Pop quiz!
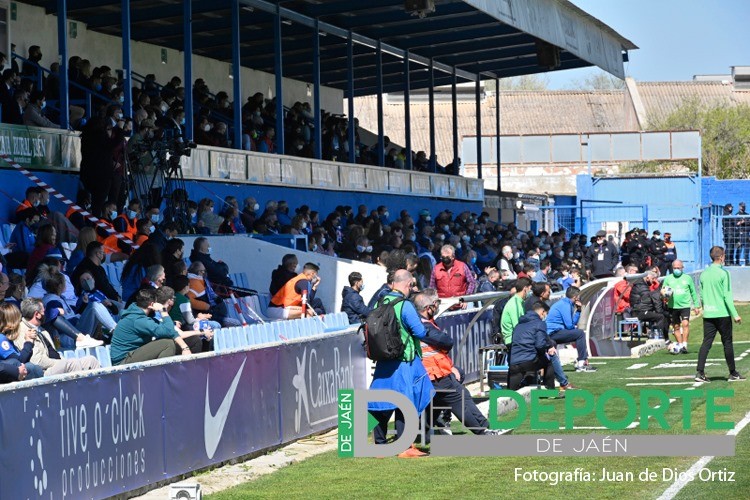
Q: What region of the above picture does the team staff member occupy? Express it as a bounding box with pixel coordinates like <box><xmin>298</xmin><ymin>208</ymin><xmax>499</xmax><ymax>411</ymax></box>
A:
<box><xmin>695</xmin><ymin>246</ymin><xmax>744</xmax><ymax>383</ymax></box>
<box><xmin>662</xmin><ymin>259</ymin><xmax>700</xmax><ymax>354</ymax></box>
<box><xmin>584</xmin><ymin>230</ymin><xmax>619</xmax><ymax>280</ymax></box>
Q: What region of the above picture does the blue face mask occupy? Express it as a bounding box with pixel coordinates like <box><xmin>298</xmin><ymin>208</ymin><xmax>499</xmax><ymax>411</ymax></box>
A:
<box><xmin>94</xmin><ymin>83</ymin><xmax>102</xmax><ymax>92</ymax></box>
<box><xmin>180</xmin><ymin>117</ymin><xmax>186</xmax><ymax>125</ymax></box>
<box><xmin>41</xmin><ymin>100</ymin><xmax>47</xmax><ymax>109</ymax></box>
<box><xmin>150</xmin><ymin>214</ymin><xmax>161</xmax><ymax>224</ymax></box>
<box><xmin>127</xmin><ymin>210</ymin><xmax>138</xmax><ymax>220</ymax></box>
<box><xmin>471</xmin><ymin>257</ymin><xmax>477</xmax><ymax>265</ymax></box>
<box><xmin>191</xmin><ymin>213</ymin><xmax>198</xmax><ymax>223</ymax></box>
<box><xmin>673</xmin><ymin>269</ymin><xmax>683</xmax><ymax>277</ymax></box>
<box><xmin>118</xmin><ymin>96</ymin><xmax>125</xmax><ymax>104</ymax></box>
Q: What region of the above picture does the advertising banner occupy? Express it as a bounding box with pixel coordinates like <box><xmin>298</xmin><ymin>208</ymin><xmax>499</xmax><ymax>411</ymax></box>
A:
<box><xmin>0</xmin><ymin>332</ymin><xmax>366</xmax><ymax>499</ymax></box>
<box><xmin>0</xmin><ymin>124</ymin><xmax>69</xmax><ymax>169</ymax></box>
<box><xmin>435</xmin><ymin>310</ymin><xmax>494</xmax><ymax>383</ymax></box>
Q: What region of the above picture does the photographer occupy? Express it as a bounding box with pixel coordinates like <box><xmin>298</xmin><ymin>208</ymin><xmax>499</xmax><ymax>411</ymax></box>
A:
<box><xmin>546</xmin><ymin>286</ymin><xmax>597</xmax><ymax>372</ymax></box>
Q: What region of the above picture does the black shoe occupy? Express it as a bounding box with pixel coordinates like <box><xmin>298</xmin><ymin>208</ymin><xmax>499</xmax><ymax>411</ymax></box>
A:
<box><xmin>680</xmin><ymin>347</ymin><xmax>688</xmax><ymax>354</ymax></box>
<box><xmin>695</xmin><ymin>372</ymin><xmax>710</xmax><ymax>383</ymax></box>
<box><xmin>728</xmin><ymin>372</ymin><xmax>746</xmax><ymax>382</ymax></box>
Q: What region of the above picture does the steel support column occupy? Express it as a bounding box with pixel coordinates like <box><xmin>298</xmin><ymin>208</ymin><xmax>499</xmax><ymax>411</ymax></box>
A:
<box><xmin>475</xmin><ymin>77</ymin><xmax>482</xmax><ymax>179</ymax></box>
<box><xmin>347</xmin><ymin>31</ymin><xmax>356</xmax><ymax>164</ymax></box>
<box><xmin>428</xmin><ymin>58</ymin><xmax>435</xmax><ymax>172</ymax></box>
<box><xmin>274</xmin><ymin>4</ymin><xmax>285</xmax><ymax>155</ymax></box>
<box><xmin>57</xmin><ymin>0</ymin><xmax>69</xmax><ymax>129</ymax></box>
<box><xmin>121</xmin><ymin>0</ymin><xmax>132</xmax><ymax>120</ymax></box>
<box><xmin>452</xmin><ymin>68</ymin><xmax>458</xmax><ymax>171</ymax></box>
<box><xmin>183</xmin><ymin>0</ymin><xmax>194</xmax><ymax>140</ymax></box>
<box><xmin>376</xmin><ymin>41</ymin><xmax>384</xmax><ymax>167</ymax></box>
<box><xmin>312</xmin><ymin>19</ymin><xmax>322</xmax><ymax>159</ymax></box>
<box><xmin>495</xmin><ymin>77</ymin><xmax>501</xmax><ymax>192</ymax></box>
<box><xmin>404</xmin><ymin>51</ymin><xmax>412</xmax><ymax>171</ymax></box>
<box><xmin>231</xmin><ymin>0</ymin><xmax>242</xmax><ymax>149</ymax></box>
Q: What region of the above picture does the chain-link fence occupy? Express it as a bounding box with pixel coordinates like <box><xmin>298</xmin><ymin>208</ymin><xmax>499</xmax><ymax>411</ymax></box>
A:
<box><xmin>712</xmin><ymin>214</ymin><xmax>750</xmax><ymax>266</ymax></box>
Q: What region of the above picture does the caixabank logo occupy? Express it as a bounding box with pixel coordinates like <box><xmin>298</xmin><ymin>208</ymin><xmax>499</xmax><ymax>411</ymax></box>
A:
<box><xmin>337</xmin><ymin>389</ymin><xmax>737</xmax><ymax>458</ymax></box>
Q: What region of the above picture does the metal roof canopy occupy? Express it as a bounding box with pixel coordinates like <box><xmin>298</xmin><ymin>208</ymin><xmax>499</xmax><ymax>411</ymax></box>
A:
<box><xmin>26</xmin><ymin>0</ymin><xmax>636</xmax><ymax>97</ymax></box>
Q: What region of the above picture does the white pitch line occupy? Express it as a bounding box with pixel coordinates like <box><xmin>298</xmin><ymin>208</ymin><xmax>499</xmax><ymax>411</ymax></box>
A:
<box><xmin>622</xmin><ymin>375</ymin><xmax>696</xmax><ymax>381</ymax></box>
<box><xmin>658</xmin><ymin>409</ymin><xmax>750</xmax><ymax>500</ymax></box>
<box><xmin>626</xmin><ymin>382</ymin><xmax>694</xmax><ymax>386</ymax></box>
<box><xmin>558</xmin><ymin>422</ymin><xmax>639</xmax><ymax>430</ymax></box>
<box><xmin>627</xmin><ymin>363</ymin><xmax>649</xmax><ymax>370</ymax></box>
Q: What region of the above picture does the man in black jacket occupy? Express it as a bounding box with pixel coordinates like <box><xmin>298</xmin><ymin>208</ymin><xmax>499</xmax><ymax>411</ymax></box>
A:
<box><xmin>189</xmin><ymin>237</ymin><xmax>233</xmax><ymax>287</ymax></box>
<box><xmin>584</xmin><ymin>230</ymin><xmax>619</xmax><ymax>280</ymax></box>
<box><xmin>722</xmin><ymin>204</ymin><xmax>736</xmax><ymax>265</ymax></box>
<box><xmin>648</xmin><ymin>230</ymin><xmax>667</xmax><ymax>273</ymax></box>
<box><xmin>508</xmin><ymin>302</ymin><xmax>556</xmax><ymax>391</ymax></box>
<box><xmin>71</xmin><ymin>242</ymin><xmax>121</xmax><ymax>302</ymax></box>
<box><xmin>270</xmin><ymin>254</ymin><xmax>298</xmax><ymax>296</ymax></box>
<box><xmin>341</xmin><ymin>272</ymin><xmax>371</xmax><ymax>324</ymax></box>
<box><xmin>630</xmin><ymin>271</ymin><xmax>670</xmax><ymax>341</ymax></box>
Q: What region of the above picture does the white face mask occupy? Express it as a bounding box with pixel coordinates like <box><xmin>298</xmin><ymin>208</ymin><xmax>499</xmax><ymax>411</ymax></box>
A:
<box><xmin>207</xmin><ymin>247</ymin><xmax>212</xmax><ymax>255</ymax></box>
<box><xmin>301</xmin><ymin>222</ymin><xmax>307</xmax><ymax>229</ymax></box>
<box><xmin>295</xmin><ymin>264</ymin><xmax>302</xmax><ymax>273</ymax></box>
<box><xmin>514</xmin><ymin>252</ymin><xmax>520</xmax><ymax>260</ymax></box>
<box><xmin>253</xmin><ymin>203</ymin><xmax>260</xmax><ymax>211</ymax></box>
<box><xmin>356</xmin><ymin>245</ymin><xmax>366</xmax><ymax>253</ymax></box>
<box><xmin>203</xmin><ymin>124</ymin><xmax>211</xmax><ymax>132</ymax></box>
<box><xmin>366</xmin><ymin>245</ymin><xmax>373</xmax><ymax>253</ymax></box>
<box><xmin>311</xmin><ymin>244</ymin><xmax>318</xmax><ymax>252</ymax></box>
<box><xmin>320</xmin><ymin>238</ymin><xmax>326</xmax><ymax>246</ymax></box>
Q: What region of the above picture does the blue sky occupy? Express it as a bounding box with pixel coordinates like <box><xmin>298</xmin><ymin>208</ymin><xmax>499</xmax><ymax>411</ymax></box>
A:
<box><xmin>546</xmin><ymin>0</ymin><xmax>750</xmax><ymax>88</ymax></box>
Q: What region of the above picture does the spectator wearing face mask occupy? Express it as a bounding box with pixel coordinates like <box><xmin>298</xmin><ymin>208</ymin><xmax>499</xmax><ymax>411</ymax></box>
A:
<box><xmin>197</xmin><ymin>198</ymin><xmax>223</xmax><ymax>234</ymax></box>
<box><xmin>341</xmin><ymin>272</ymin><xmax>372</xmax><ymax>324</ymax></box>
<box><xmin>430</xmin><ymin>244</ymin><xmax>477</xmax><ymax>305</ymax></box>
<box><xmin>23</xmin><ymin>90</ymin><xmax>58</xmax><ymax>129</ymax></box>
<box><xmin>497</xmin><ymin>245</ymin><xmax>517</xmax><ymax>280</ymax></box>
<box><xmin>585</xmin><ymin>230</ymin><xmax>620</xmax><ymax>280</ymax></box>
<box><xmin>270</xmin><ymin>254</ymin><xmax>299</xmax><ymax>296</ymax></box>
<box><xmin>189</xmin><ymin>237</ymin><xmax>233</xmax><ymax>287</ymax></box>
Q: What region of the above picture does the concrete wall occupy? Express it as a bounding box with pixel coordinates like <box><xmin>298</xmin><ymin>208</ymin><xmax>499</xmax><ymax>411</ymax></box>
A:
<box><xmin>11</xmin><ymin>2</ymin><xmax>344</xmax><ymax>113</ymax></box>
<box><xmin>179</xmin><ymin>235</ymin><xmax>386</xmax><ymax>314</ymax></box>
<box><xmin>701</xmin><ymin>177</ymin><xmax>750</xmax><ymax>207</ymax></box>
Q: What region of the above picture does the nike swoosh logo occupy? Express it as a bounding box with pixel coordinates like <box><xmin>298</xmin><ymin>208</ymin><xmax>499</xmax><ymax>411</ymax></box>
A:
<box><xmin>204</xmin><ymin>358</ymin><xmax>246</xmax><ymax>459</ymax></box>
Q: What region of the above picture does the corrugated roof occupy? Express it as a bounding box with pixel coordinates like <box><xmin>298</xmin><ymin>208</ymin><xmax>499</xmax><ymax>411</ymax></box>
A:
<box><xmin>355</xmin><ymin>89</ymin><xmax>629</xmax><ymax>164</ymax></box>
<box><xmin>636</xmin><ymin>81</ymin><xmax>750</xmax><ymax>126</ymax></box>
<box><xmin>353</xmin><ymin>80</ymin><xmax>750</xmax><ymax>164</ymax></box>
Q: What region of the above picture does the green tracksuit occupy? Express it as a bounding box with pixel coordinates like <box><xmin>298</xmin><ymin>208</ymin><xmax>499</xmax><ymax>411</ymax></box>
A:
<box><xmin>699</xmin><ymin>264</ymin><xmax>739</xmax><ymax>319</ymax></box>
<box><xmin>501</xmin><ymin>294</ymin><xmax>525</xmax><ymax>345</ymax></box>
<box><xmin>663</xmin><ymin>273</ymin><xmax>700</xmax><ymax>309</ymax></box>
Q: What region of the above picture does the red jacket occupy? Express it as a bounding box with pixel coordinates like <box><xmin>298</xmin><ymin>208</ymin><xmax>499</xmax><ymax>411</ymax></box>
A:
<box><xmin>430</xmin><ymin>260</ymin><xmax>476</xmax><ymax>298</ymax></box>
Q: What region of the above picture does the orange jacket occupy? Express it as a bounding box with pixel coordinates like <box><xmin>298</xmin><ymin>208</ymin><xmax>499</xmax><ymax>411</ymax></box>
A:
<box><xmin>270</xmin><ymin>274</ymin><xmax>308</xmax><ymax>308</ymax></box>
<box><xmin>187</xmin><ymin>275</ymin><xmax>211</xmax><ymax>312</ymax></box>
<box><xmin>419</xmin><ymin>319</ymin><xmax>454</xmax><ymax>380</ymax></box>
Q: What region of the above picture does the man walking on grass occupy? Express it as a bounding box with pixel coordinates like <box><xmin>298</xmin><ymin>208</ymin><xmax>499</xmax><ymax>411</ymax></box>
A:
<box><xmin>663</xmin><ymin>259</ymin><xmax>700</xmax><ymax>354</ymax></box>
<box><xmin>695</xmin><ymin>246</ymin><xmax>744</xmax><ymax>383</ymax></box>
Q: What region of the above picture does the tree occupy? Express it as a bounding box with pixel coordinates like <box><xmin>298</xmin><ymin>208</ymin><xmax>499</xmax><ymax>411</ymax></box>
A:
<box><xmin>649</xmin><ymin>98</ymin><xmax>750</xmax><ymax>179</ymax></box>
<box><xmin>570</xmin><ymin>70</ymin><xmax>625</xmax><ymax>90</ymax></box>
<box><xmin>490</xmin><ymin>74</ymin><xmax>550</xmax><ymax>91</ymax></box>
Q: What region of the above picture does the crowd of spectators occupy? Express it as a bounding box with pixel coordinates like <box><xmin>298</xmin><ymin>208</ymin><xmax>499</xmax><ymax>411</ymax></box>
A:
<box><xmin>2</xmin><ymin>45</ymin><xmax>462</xmax><ymax>177</ymax></box>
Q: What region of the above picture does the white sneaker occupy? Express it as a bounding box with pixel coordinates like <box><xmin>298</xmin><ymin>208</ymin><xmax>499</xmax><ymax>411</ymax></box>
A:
<box><xmin>77</xmin><ymin>335</ymin><xmax>104</xmax><ymax>348</ymax></box>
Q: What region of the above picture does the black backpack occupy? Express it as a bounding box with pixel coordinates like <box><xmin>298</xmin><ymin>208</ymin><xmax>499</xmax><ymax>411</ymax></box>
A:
<box><xmin>491</xmin><ymin>296</ymin><xmax>511</xmax><ymax>345</ymax></box>
<box><xmin>362</xmin><ymin>297</ymin><xmax>406</xmax><ymax>361</ymax></box>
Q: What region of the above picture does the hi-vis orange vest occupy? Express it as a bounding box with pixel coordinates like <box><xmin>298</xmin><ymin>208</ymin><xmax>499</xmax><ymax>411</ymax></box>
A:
<box><xmin>96</xmin><ymin>220</ymin><xmax>122</xmax><ymax>253</ymax></box>
<box><xmin>115</xmin><ymin>214</ymin><xmax>138</xmax><ymax>240</ymax></box>
<box><xmin>419</xmin><ymin>319</ymin><xmax>454</xmax><ymax>380</ymax></box>
<box><xmin>270</xmin><ymin>274</ymin><xmax>307</xmax><ymax>308</ymax></box>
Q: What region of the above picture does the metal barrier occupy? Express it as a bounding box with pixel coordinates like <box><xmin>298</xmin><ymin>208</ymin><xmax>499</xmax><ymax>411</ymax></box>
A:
<box><xmin>0</xmin><ymin>329</ymin><xmax>366</xmax><ymax>499</ymax></box>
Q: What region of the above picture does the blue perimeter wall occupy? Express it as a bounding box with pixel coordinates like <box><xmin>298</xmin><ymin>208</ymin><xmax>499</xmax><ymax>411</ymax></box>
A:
<box><xmin>0</xmin><ymin>169</ymin><xmax>482</xmax><ymax>225</ymax></box>
<box><xmin>577</xmin><ymin>174</ymin><xmax>750</xmax><ymax>271</ymax></box>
